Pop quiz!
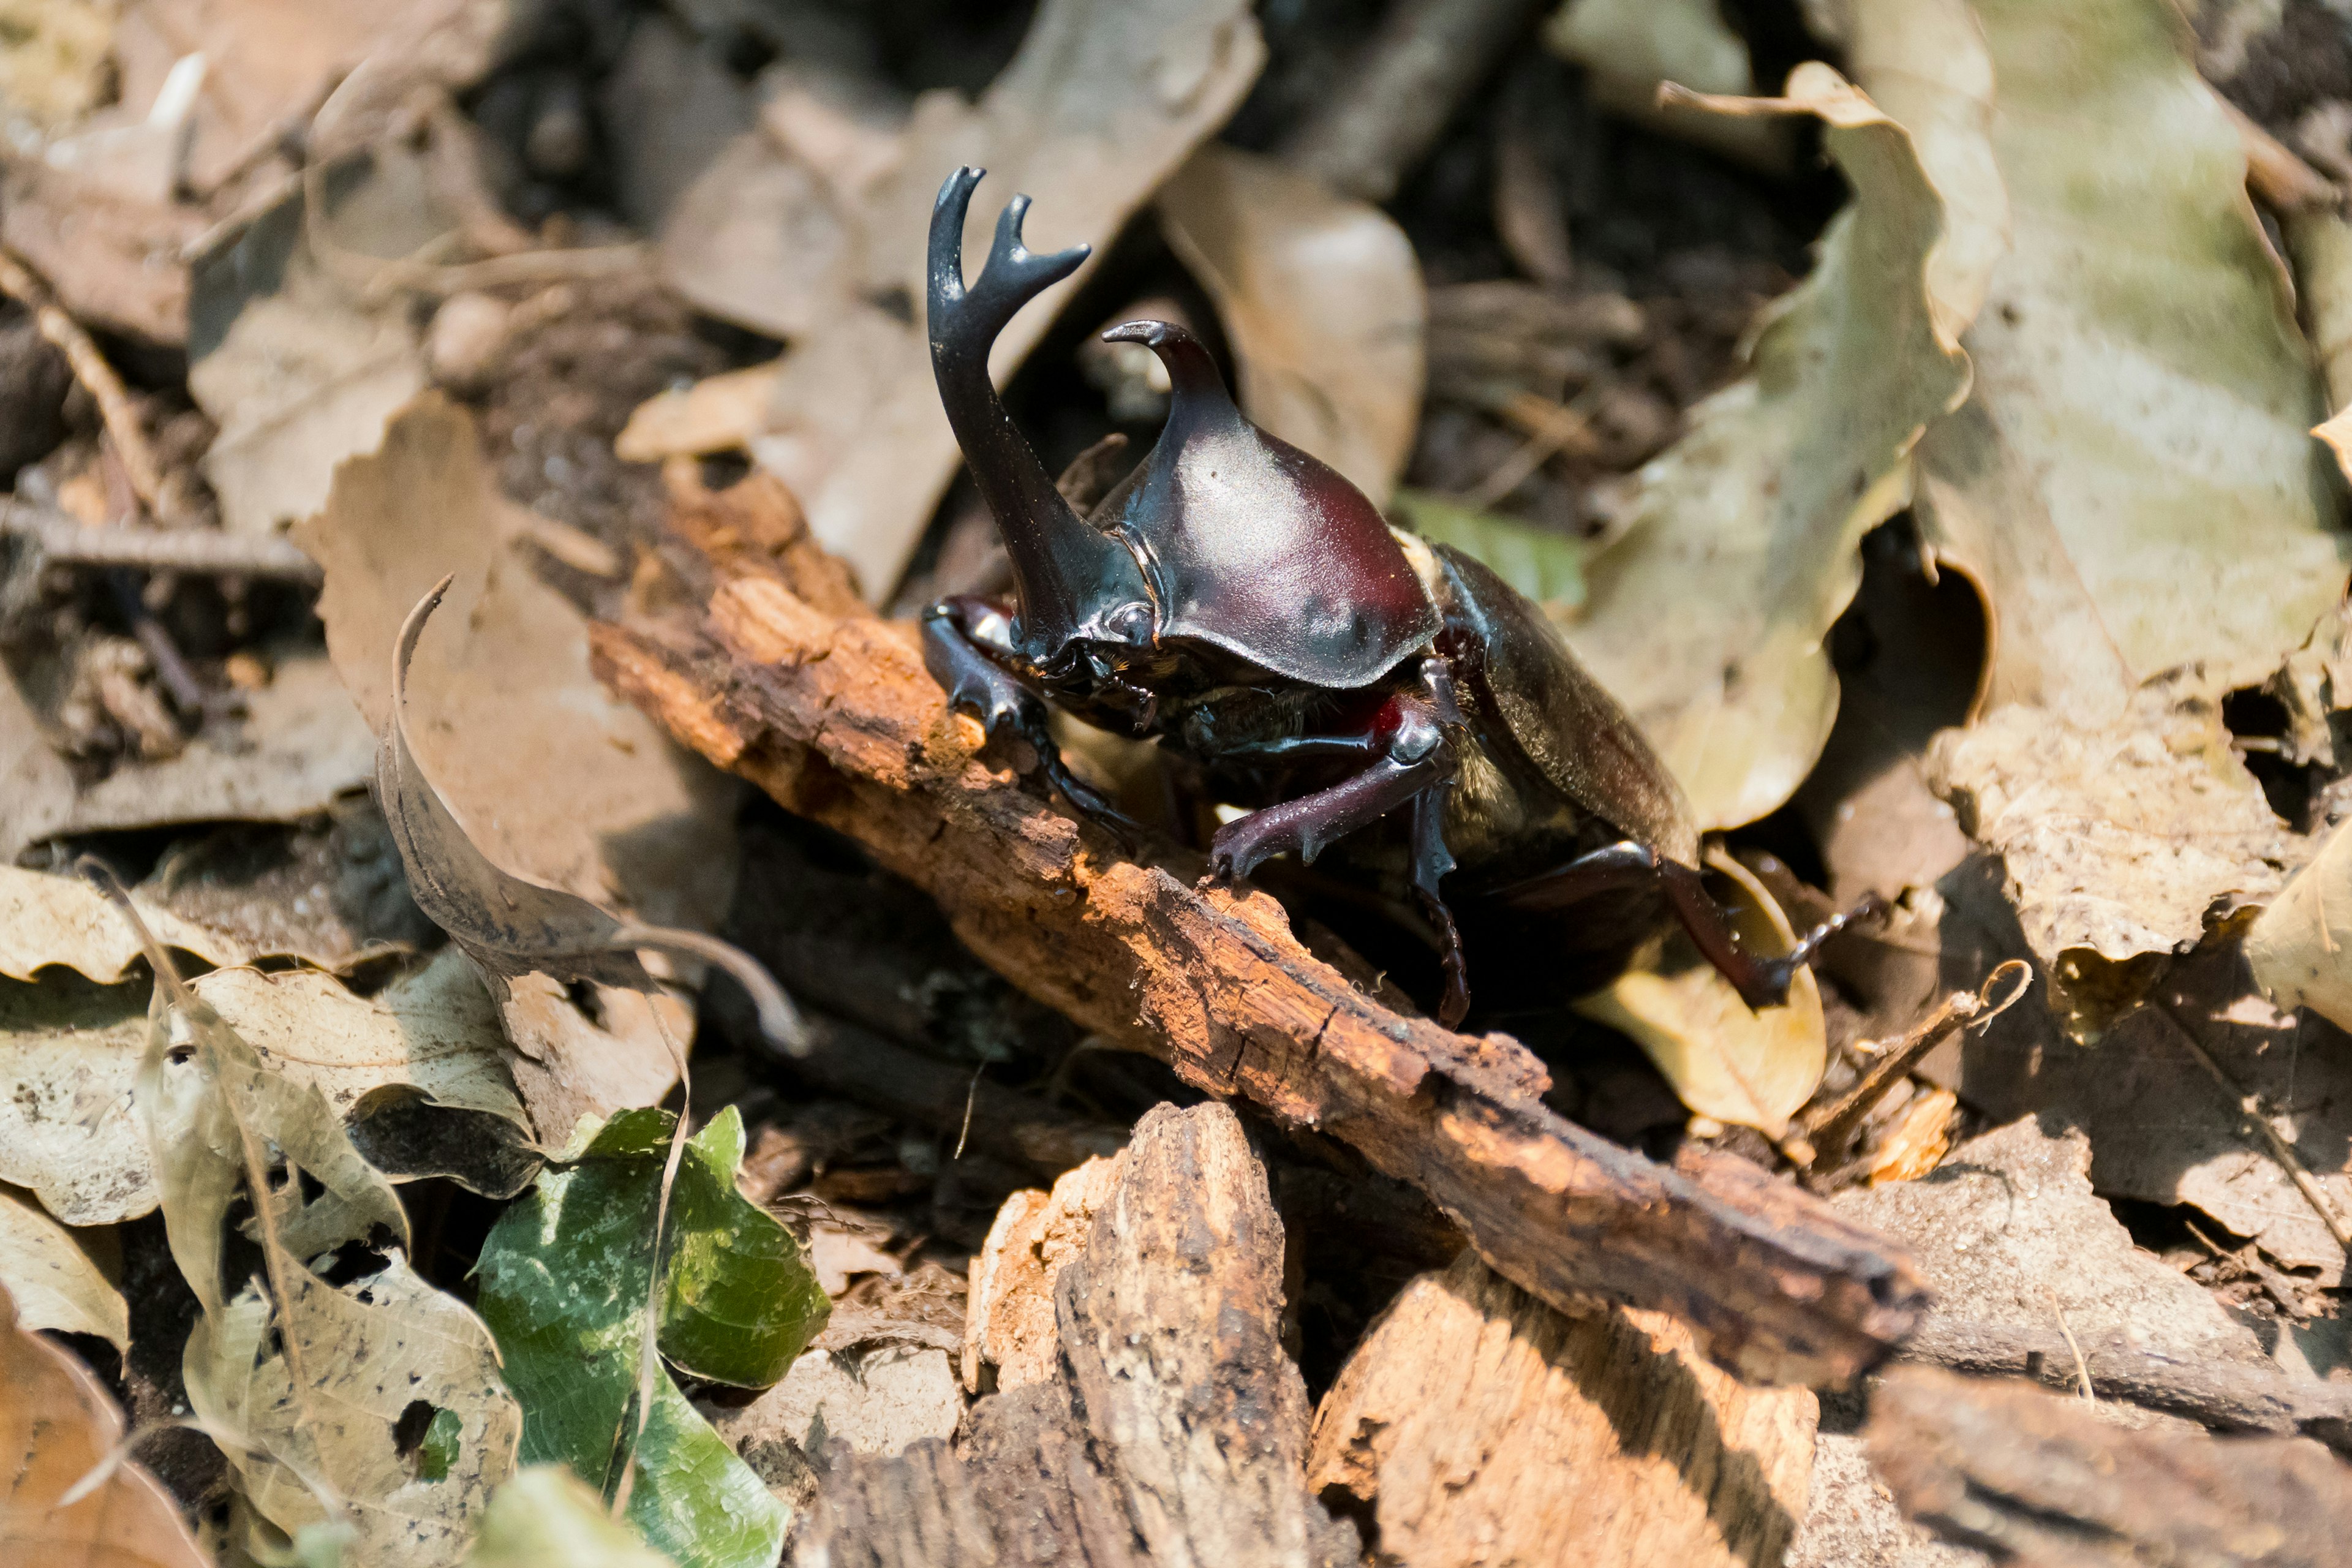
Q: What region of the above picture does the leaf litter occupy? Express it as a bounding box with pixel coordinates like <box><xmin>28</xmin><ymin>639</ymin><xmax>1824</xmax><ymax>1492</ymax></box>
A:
<box><xmin>20</xmin><ymin>0</ymin><xmax>2352</xmax><ymax>1562</ymax></box>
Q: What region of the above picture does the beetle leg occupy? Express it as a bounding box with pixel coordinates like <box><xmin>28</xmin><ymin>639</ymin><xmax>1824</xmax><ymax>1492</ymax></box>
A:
<box><xmin>921</xmin><ymin>596</ymin><xmax>1141</xmax><ymax>841</ymax></box>
<box><xmin>1208</xmin><ymin>691</ymin><xmax>1458</xmax><ymax>879</ymax></box>
<box><xmin>1408</xmin><ymin>782</ymin><xmax>1469</xmax><ymax>1026</ymax></box>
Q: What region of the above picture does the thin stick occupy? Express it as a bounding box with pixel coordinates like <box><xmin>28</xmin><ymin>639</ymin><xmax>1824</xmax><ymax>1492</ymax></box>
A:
<box><xmin>0</xmin><ymin>251</ymin><xmax>166</xmax><ymax>513</ymax></box>
<box><xmin>2154</xmin><ymin>1001</ymin><xmax>2352</xmax><ymax>1255</ymax></box>
<box><xmin>1801</xmin><ymin>960</ymin><xmax>2029</xmax><ymax>1169</ymax></box>
<box><xmin>2043</xmin><ymin>1285</ymin><xmax>2095</xmax><ymax>1403</ymax></box>
<box><xmin>2</xmin><ymin>499</ymin><xmax>324</xmax><ymax>582</ymax></box>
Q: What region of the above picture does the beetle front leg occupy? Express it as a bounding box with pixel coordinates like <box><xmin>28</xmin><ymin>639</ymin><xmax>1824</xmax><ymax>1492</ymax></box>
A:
<box><xmin>921</xmin><ymin>595</ymin><xmax>1138</xmax><ymax>838</ymax></box>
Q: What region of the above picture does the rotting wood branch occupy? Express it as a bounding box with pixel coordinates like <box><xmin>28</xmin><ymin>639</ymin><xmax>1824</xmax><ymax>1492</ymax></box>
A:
<box><xmin>592</xmin><ymin>472</ymin><xmax>1928</xmax><ymax>1387</ymax></box>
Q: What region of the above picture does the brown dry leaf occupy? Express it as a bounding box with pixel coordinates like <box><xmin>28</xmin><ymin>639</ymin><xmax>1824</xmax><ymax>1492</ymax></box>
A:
<box><xmin>496</xmin><ymin>975</ymin><xmax>697</xmax><ymax>1148</ymax></box>
<box><xmin>0</xmin><ymin>864</ymin><xmax>246</xmax><ymax>982</ymax></box>
<box><xmin>1907</xmin><ymin>0</ymin><xmax>2346</xmax><ymax>728</ymax></box>
<box><xmin>294</xmin><ymin>394</ymin><xmax>737</xmax><ymax>930</ymax></box>
<box><xmin>1155</xmin><ymin>143</ymin><xmax>1424</xmax><ymax>504</ymax></box>
<box><xmin>0</xmin><ymin>654</ymin><xmax>377</xmax><ymax>863</ymax></box>
<box><xmin>0</xmin><ymin>1182</ymin><xmax>124</xmax><ymax>1347</ymax></box>
<box><xmin>1573</xmin><ymin>849</ymin><xmax>1827</xmax><ymax>1139</ymax></box>
<box><xmin>663</xmin><ymin>0</ymin><xmax>1265</xmax><ymax>598</ymax></box>
<box><xmin>1544</xmin><ymin>0</ymin><xmax>1792</xmax><ymax>173</ymax></box>
<box><xmin>1561</xmin><ymin>65</ymin><xmax>1971</xmax><ymax>829</ymax></box>
<box><xmin>0</xmin><ymin>1276</ymin><xmax>207</xmax><ymax>1567</ymax></box>
<box><xmin>1863</xmin><ymin>1087</ymin><xmax>1956</xmax><ymax>1185</ymax></box>
<box><xmin>1929</xmin><ymin>678</ymin><xmax>2296</xmax><ymax>1037</ymax></box>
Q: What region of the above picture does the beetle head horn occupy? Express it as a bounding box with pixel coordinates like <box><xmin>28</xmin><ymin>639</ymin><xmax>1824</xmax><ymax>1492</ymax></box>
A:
<box><xmin>1099</xmin><ymin>320</ymin><xmax>1234</xmax><ymax>407</ymax></box>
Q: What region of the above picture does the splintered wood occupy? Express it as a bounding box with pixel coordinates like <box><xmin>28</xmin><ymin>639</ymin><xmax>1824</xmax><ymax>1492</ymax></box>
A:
<box><xmin>1309</xmin><ymin>1255</ymin><xmax>1817</xmax><ymax>1568</ymax></box>
<box><xmin>594</xmin><ymin>471</ymin><xmax>1926</xmax><ymax>1387</ymax></box>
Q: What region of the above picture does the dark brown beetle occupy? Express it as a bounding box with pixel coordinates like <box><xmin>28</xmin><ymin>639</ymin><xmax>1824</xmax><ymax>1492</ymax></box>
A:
<box><xmin>921</xmin><ymin>168</ymin><xmax>1869</xmax><ymax>1026</ymax></box>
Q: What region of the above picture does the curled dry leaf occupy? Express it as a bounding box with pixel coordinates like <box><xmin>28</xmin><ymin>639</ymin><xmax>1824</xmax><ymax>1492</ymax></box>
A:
<box><xmin>462</xmin><ymin>1465</ymin><xmax>676</xmax><ymax>1568</ymax></box>
<box><xmin>1562</xmin><ymin>64</ymin><xmax>1971</xmax><ymax>829</ymax></box>
<box><xmin>0</xmin><ymin>863</ymin><xmax>245</xmax><ymax>982</ymax></box>
<box><xmin>1574</xmin><ymin>850</ymin><xmax>1827</xmax><ymax>1139</ymax></box>
<box><xmin>0</xmin><ymin>1183</ymin><xmax>125</xmax><ymax>1348</ymax></box>
<box><xmin>1155</xmin><ymin>143</ymin><xmax>1425</xmax><ymax>503</ymax></box>
<box><xmin>663</xmin><ymin>0</ymin><xmax>1266</xmax><ymax>597</ymax></box>
<box><xmin>473</xmin><ymin>1108</ymin><xmax>826</xmax><ymax>1568</ymax></box>
<box><xmin>1905</xmin><ymin>0</ymin><xmax>2345</xmax><ymax>728</ymax></box>
<box><xmin>1929</xmin><ymin>679</ymin><xmax>2296</xmax><ymax>1036</ymax></box>
<box><xmin>375</xmin><ymin>576</ymin><xmax>801</xmax><ymax>1052</ymax></box>
<box><xmin>0</xmin><ymin>1278</ymin><xmax>208</xmax><ymax>1568</ymax></box>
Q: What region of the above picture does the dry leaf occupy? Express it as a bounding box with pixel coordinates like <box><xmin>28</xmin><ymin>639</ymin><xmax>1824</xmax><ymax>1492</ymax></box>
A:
<box><xmin>0</xmin><ymin>864</ymin><xmax>245</xmax><ymax>983</ymax></box>
<box><xmin>0</xmin><ymin>1278</ymin><xmax>207</xmax><ymax>1567</ymax></box>
<box><xmin>187</xmin><ymin>1257</ymin><xmax>524</xmax><ymax>1566</ymax></box>
<box><xmin>2250</xmin><ymin>814</ymin><xmax>2352</xmax><ymax>1030</ymax></box>
<box><xmin>709</xmin><ymin>1342</ymin><xmax>963</xmax><ymax>1462</ymax></box>
<box><xmin>1545</xmin><ymin>0</ymin><xmax>1792</xmax><ymax>172</ymax></box>
<box><xmin>1155</xmin><ymin>143</ymin><xmax>1424</xmax><ymax>503</ymax></box>
<box><xmin>1562</xmin><ymin>64</ymin><xmax>1971</xmax><ymax>829</ymax></box>
<box><xmin>0</xmin><ymin>1183</ymin><xmax>124</xmax><ymax>1347</ymax></box>
<box><xmin>1930</xmin><ymin>679</ymin><xmax>2296</xmax><ymax>1036</ymax></box>
<box><xmin>1908</xmin><ymin>0</ymin><xmax>2346</xmax><ymax>728</ymax></box>
<box><xmin>1574</xmin><ymin>850</ymin><xmax>1828</xmax><ymax>1139</ymax></box>
<box><xmin>1863</xmin><ymin>1087</ymin><xmax>1956</xmax><ymax>1184</ymax></box>
<box><xmin>0</xmin><ymin>951</ymin><xmax>530</xmax><ymax>1227</ymax></box>
<box><xmin>0</xmin><ymin>654</ymin><xmax>377</xmax><ymax>863</ymax></box>
<box><xmin>663</xmin><ymin>0</ymin><xmax>1265</xmax><ymax>598</ymax></box>
<box><xmin>616</xmin><ymin>360</ymin><xmax>782</xmax><ymax>463</ymax></box>
<box><xmin>189</xmin><ymin>151</ymin><xmax>439</xmax><ymax>538</ymax></box>
<box><xmin>293</xmin><ymin>394</ymin><xmax>736</xmax><ymax>932</ymax></box>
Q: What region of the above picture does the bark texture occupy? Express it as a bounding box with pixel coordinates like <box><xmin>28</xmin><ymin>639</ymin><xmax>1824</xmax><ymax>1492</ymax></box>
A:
<box><xmin>1308</xmin><ymin>1252</ymin><xmax>1818</xmax><ymax>1568</ymax></box>
<box><xmin>596</xmin><ymin>472</ymin><xmax>1926</xmax><ymax>1387</ymax></box>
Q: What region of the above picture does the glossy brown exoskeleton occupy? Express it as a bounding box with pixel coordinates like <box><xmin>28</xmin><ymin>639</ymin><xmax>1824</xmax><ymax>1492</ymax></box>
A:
<box><xmin>921</xmin><ymin>168</ymin><xmax>1866</xmax><ymax>1026</ymax></box>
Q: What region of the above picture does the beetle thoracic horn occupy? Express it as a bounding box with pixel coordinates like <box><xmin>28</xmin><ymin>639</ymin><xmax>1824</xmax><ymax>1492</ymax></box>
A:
<box><xmin>925</xmin><ymin>167</ymin><xmax>1147</xmax><ymax>652</ymax></box>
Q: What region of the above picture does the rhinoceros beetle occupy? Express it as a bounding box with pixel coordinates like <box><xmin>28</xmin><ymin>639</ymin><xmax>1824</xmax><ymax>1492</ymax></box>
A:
<box><xmin>920</xmin><ymin>167</ymin><xmax>1870</xmax><ymax>1027</ymax></box>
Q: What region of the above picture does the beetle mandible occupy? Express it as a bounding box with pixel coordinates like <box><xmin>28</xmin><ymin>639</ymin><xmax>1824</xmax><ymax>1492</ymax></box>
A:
<box><xmin>919</xmin><ymin>167</ymin><xmax>1872</xmax><ymax>1027</ymax></box>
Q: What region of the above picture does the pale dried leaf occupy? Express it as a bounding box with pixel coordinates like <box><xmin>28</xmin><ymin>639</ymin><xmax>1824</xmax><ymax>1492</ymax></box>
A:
<box><xmin>676</xmin><ymin>0</ymin><xmax>1266</xmax><ymax>598</ymax></box>
<box><xmin>0</xmin><ymin>1183</ymin><xmax>124</xmax><ymax>1347</ymax></box>
<box><xmin>1562</xmin><ymin>65</ymin><xmax>1970</xmax><ymax>828</ymax></box>
<box><xmin>616</xmin><ymin>360</ymin><xmax>782</xmax><ymax>462</ymax></box>
<box><xmin>1930</xmin><ymin>682</ymin><xmax>2294</xmax><ymax>1036</ymax></box>
<box><xmin>2250</xmin><ymin>815</ymin><xmax>2352</xmax><ymax>1030</ymax></box>
<box><xmin>1545</xmin><ymin>0</ymin><xmax>1791</xmax><ymax>172</ymax></box>
<box><xmin>0</xmin><ymin>864</ymin><xmax>245</xmax><ymax>982</ymax></box>
<box><xmin>462</xmin><ymin>1465</ymin><xmax>676</xmax><ymax>1568</ymax></box>
<box><xmin>186</xmin><ymin>1256</ymin><xmax>522</xmax><ymax>1566</ymax></box>
<box><xmin>1909</xmin><ymin>0</ymin><xmax>2346</xmax><ymax>727</ymax></box>
<box><xmin>1574</xmin><ymin>850</ymin><xmax>1827</xmax><ymax>1139</ymax></box>
<box><xmin>0</xmin><ymin>1278</ymin><xmax>207</xmax><ymax>1567</ymax></box>
<box><xmin>0</xmin><ymin>0</ymin><xmax>116</xmax><ymax>132</ymax></box>
<box><xmin>1156</xmin><ymin>143</ymin><xmax>1424</xmax><ymax>503</ymax></box>
<box><xmin>708</xmin><ymin>1343</ymin><xmax>963</xmax><ymax>1461</ymax></box>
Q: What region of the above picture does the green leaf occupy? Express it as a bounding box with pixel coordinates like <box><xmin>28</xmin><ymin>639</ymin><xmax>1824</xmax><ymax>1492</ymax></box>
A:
<box><xmin>1390</xmin><ymin>490</ymin><xmax>1585</xmax><ymax>609</ymax></box>
<box><xmin>472</xmin><ymin>1107</ymin><xmax>825</xmax><ymax>1568</ymax></box>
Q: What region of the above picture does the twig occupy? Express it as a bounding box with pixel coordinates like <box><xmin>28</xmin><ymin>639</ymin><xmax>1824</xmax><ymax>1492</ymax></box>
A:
<box><xmin>1461</xmin><ymin>383</ymin><xmax>1604</xmax><ymax>509</ymax></box>
<box><xmin>0</xmin><ymin>250</ymin><xmax>167</xmax><ymax>514</ymax></box>
<box><xmin>1</xmin><ymin>500</ymin><xmax>325</xmax><ymax>582</ymax></box>
<box><xmin>2224</xmin><ymin>97</ymin><xmax>2340</xmax><ymax>213</ymax></box>
<box><xmin>1800</xmin><ymin>960</ymin><xmax>2029</xmax><ymax>1172</ymax></box>
<box><xmin>2043</xmin><ymin>1285</ymin><xmax>2095</xmax><ymax>1403</ymax></box>
<box><xmin>1279</xmin><ymin>0</ymin><xmax>1552</xmax><ymax>202</ymax></box>
<box><xmin>2154</xmin><ymin>1000</ymin><xmax>2352</xmax><ymax>1256</ymax></box>
<box><xmin>1902</xmin><ymin>1317</ymin><xmax>2352</xmax><ymax>1454</ymax></box>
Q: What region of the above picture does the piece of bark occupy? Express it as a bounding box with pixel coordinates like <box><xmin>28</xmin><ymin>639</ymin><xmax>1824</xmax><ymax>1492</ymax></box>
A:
<box><xmin>1868</xmin><ymin>1365</ymin><xmax>2352</xmax><ymax>1567</ymax></box>
<box><xmin>964</xmin><ymin>1155</ymin><xmax>1121</xmax><ymax>1392</ymax></box>
<box><xmin>793</xmin><ymin>1102</ymin><xmax>1353</xmax><ymax>1567</ymax></box>
<box><xmin>1309</xmin><ymin>1252</ymin><xmax>1817</xmax><ymax>1568</ymax></box>
<box><xmin>594</xmin><ymin>473</ymin><xmax>1926</xmax><ymax>1387</ymax></box>
<box><xmin>1901</xmin><ymin>1320</ymin><xmax>2352</xmax><ymax>1455</ymax></box>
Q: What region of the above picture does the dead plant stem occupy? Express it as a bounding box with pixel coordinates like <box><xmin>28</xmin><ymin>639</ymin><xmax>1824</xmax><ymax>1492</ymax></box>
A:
<box><xmin>0</xmin><ymin>250</ymin><xmax>167</xmax><ymax>514</ymax></box>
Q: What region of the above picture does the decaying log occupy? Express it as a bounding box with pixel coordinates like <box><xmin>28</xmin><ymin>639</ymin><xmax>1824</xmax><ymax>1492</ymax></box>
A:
<box><xmin>1868</xmin><ymin>1365</ymin><xmax>2352</xmax><ymax>1567</ymax></box>
<box><xmin>1902</xmin><ymin>1319</ymin><xmax>2352</xmax><ymax>1457</ymax></box>
<box><xmin>595</xmin><ymin>472</ymin><xmax>1926</xmax><ymax>1387</ymax></box>
<box><xmin>1308</xmin><ymin>1252</ymin><xmax>1817</xmax><ymax>1568</ymax></box>
<box><xmin>793</xmin><ymin>1101</ymin><xmax>1356</xmax><ymax>1567</ymax></box>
